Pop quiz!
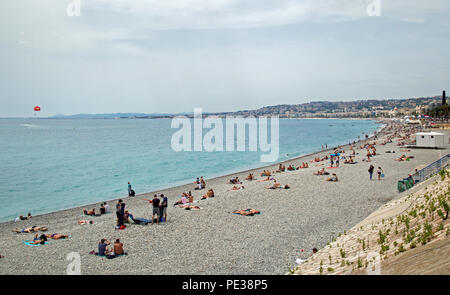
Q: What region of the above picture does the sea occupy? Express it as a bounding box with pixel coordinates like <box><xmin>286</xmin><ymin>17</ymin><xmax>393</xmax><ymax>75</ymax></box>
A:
<box><xmin>0</xmin><ymin>118</ymin><xmax>381</xmax><ymax>222</ymax></box>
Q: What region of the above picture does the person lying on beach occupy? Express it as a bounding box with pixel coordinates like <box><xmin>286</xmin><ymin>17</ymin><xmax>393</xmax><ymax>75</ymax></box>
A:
<box><xmin>13</xmin><ymin>226</ymin><xmax>48</xmax><ymax>233</ymax></box>
<box><xmin>45</xmin><ymin>233</ymin><xmax>68</xmax><ymax>240</ymax></box>
<box><xmin>265</xmin><ymin>181</ymin><xmax>281</xmax><ymax>189</ymax></box>
<box><xmin>265</xmin><ymin>181</ymin><xmax>290</xmax><ymax>189</ymax></box>
<box><xmin>256</xmin><ymin>176</ymin><xmax>274</xmax><ymax>182</ymax></box>
<box><xmin>29</xmin><ymin>233</ymin><xmax>47</xmax><ymax>245</ymax></box>
<box><xmin>14</xmin><ymin>213</ymin><xmax>32</xmax><ymax>222</ymax></box>
<box><xmin>232</xmin><ymin>209</ymin><xmax>261</xmax><ymax>216</ymax></box>
<box><xmin>78</xmin><ymin>220</ymin><xmax>93</xmax><ymax>225</ymax></box>
<box><xmin>201</xmin><ymin>189</ymin><xmax>215</xmax><ymax>199</ymax></box>
<box><xmin>246</xmin><ymin>173</ymin><xmax>255</xmax><ymax>180</ymax></box>
<box><xmin>231</xmin><ymin>186</ymin><xmax>244</xmax><ymax>190</ymax></box>
<box><xmin>287</xmin><ymin>165</ymin><xmax>296</xmax><ymax>171</ymax></box>
<box><xmin>396</xmin><ymin>155</ymin><xmax>412</xmax><ymax>161</ymax></box>
<box><xmin>313</xmin><ymin>168</ymin><xmax>329</xmax><ymax>176</ymax></box>
<box><xmin>83</xmin><ymin>209</ymin><xmax>97</xmax><ymax>216</ymax></box>
<box><xmin>326</xmin><ymin>173</ymin><xmax>338</xmax><ymax>182</ymax></box>
<box><xmin>344</xmin><ymin>157</ymin><xmax>355</xmax><ymax>164</ymax></box>
<box><xmin>181</xmin><ymin>205</ymin><xmax>202</xmax><ymax>210</ymax></box>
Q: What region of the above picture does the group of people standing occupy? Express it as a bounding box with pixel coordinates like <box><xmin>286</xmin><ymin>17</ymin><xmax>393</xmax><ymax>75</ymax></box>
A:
<box><xmin>144</xmin><ymin>194</ymin><xmax>168</xmax><ymax>224</ymax></box>
<box><xmin>368</xmin><ymin>165</ymin><xmax>384</xmax><ymax>180</ymax></box>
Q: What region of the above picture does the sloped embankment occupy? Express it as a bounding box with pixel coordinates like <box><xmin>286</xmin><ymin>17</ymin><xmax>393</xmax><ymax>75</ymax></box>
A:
<box><xmin>290</xmin><ymin>169</ymin><xmax>450</xmax><ymax>275</ymax></box>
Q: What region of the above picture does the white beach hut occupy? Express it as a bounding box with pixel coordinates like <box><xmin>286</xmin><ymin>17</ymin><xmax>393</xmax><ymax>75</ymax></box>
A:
<box><xmin>415</xmin><ymin>132</ymin><xmax>446</xmax><ymax>148</ymax></box>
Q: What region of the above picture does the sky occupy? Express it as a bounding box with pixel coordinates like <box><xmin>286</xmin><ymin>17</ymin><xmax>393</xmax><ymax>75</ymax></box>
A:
<box><xmin>0</xmin><ymin>0</ymin><xmax>449</xmax><ymax>117</ymax></box>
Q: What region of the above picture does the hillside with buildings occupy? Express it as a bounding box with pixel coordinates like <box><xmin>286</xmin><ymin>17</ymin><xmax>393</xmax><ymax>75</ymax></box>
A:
<box><xmin>222</xmin><ymin>95</ymin><xmax>445</xmax><ymax>118</ymax></box>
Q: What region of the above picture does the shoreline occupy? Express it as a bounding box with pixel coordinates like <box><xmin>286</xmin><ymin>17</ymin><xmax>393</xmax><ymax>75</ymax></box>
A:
<box><xmin>0</xmin><ymin>120</ymin><xmax>384</xmax><ymax>225</ymax></box>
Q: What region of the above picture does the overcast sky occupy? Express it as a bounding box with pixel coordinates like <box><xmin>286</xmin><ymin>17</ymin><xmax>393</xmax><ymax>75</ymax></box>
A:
<box><xmin>1</xmin><ymin>0</ymin><xmax>449</xmax><ymax>117</ymax></box>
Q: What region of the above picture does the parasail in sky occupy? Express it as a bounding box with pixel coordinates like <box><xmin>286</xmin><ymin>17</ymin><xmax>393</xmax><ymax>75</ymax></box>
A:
<box><xmin>33</xmin><ymin>106</ymin><xmax>41</xmax><ymax>117</ymax></box>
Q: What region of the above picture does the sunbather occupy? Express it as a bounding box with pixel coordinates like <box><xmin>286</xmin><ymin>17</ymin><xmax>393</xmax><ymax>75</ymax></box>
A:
<box><xmin>326</xmin><ymin>173</ymin><xmax>338</xmax><ymax>182</ymax></box>
<box><xmin>232</xmin><ymin>209</ymin><xmax>261</xmax><ymax>216</ymax></box>
<box><xmin>265</xmin><ymin>181</ymin><xmax>281</xmax><ymax>189</ymax></box>
<box><xmin>246</xmin><ymin>173</ymin><xmax>255</xmax><ymax>180</ymax></box>
<box><xmin>83</xmin><ymin>209</ymin><xmax>97</xmax><ymax>216</ymax></box>
<box><xmin>45</xmin><ymin>233</ymin><xmax>68</xmax><ymax>240</ymax></box>
<box><xmin>29</xmin><ymin>233</ymin><xmax>47</xmax><ymax>245</ymax></box>
<box><xmin>181</xmin><ymin>205</ymin><xmax>202</xmax><ymax>210</ymax></box>
<box><xmin>13</xmin><ymin>226</ymin><xmax>47</xmax><ymax>233</ymax></box>
<box><xmin>201</xmin><ymin>189</ymin><xmax>215</xmax><ymax>199</ymax></box>
<box><xmin>78</xmin><ymin>220</ymin><xmax>93</xmax><ymax>225</ymax></box>
<box><xmin>228</xmin><ymin>177</ymin><xmax>241</xmax><ymax>184</ymax></box>
<box><xmin>231</xmin><ymin>185</ymin><xmax>244</xmax><ymax>190</ymax></box>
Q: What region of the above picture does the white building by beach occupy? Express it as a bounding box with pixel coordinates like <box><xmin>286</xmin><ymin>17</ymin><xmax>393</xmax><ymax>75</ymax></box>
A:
<box><xmin>415</xmin><ymin>132</ymin><xmax>446</xmax><ymax>148</ymax></box>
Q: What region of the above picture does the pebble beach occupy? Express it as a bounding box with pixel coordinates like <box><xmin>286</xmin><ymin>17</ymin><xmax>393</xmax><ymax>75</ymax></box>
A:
<box><xmin>0</xmin><ymin>122</ymin><xmax>448</xmax><ymax>275</ymax></box>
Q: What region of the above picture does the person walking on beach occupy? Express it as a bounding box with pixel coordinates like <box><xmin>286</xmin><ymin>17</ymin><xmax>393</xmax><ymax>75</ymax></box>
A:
<box><xmin>368</xmin><ymin>165</ymin><xmax>374</xmax><ymax>180</ymax></box>
<box><xmin>160</xmin><ymin>194</ymin><xmax>168</xmax><ymax>222</ymax></box>
<box><xmin>377</xmin><ymin>167</ymin><xmax>384</xmax><ymax>180</ymax></box>
<box><xmin>151</xmin><ymin>194</ymin><xmax>161</xmax><ymax>225</ymax></box>
<box><xmin>128</xmin><ymin>182</ymin><xmax>132</xmax><ymax>196</ymax></box>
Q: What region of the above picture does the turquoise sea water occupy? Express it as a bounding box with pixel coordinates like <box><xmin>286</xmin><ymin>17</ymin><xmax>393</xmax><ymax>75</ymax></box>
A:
<box><xmin>0</xmin><ymin>118</ymin><xmax>380</xmax><ymax>222</ymax></box>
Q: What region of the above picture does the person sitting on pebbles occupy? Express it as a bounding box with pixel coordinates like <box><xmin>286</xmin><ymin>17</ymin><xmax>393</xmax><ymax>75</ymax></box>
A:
<box><xmin>201</xmin><ymin>189</ymin><xmax>215</xmax><ymax>199</ymax></box>
<box><xmin>246</xmin><ymin>173</ymin><xmax>255</xmax><ymax>180</ymax></box>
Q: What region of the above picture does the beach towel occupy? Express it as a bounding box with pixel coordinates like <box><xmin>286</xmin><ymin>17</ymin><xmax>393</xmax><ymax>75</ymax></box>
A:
<box><xmin>23</xmin><ymin>240</ymin><xmax>48</xmax><ymax>246</ymax></box>
<box><xmin>128</xmin><ymin>214</ymin><xmax>151</xmax><ymax>225</ymax></box>
<box><xmin>89</xmin><ymin>251</ymin><xmax>127</xmax><ymax>259</ymax></box>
